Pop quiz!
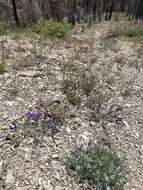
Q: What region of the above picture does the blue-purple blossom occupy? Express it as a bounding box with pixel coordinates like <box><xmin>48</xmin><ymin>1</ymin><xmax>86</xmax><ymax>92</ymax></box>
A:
<box><xmin>9</xmin><ymin>123</ymin><xmax>17</xmax><ymax>131</ymax></box>
<box><xmin>25</xmin><ymin>111</ymin><xmax>40</xmax><ymax>121</ymax></box>
<box><xmin>43</xmin><ymin>111</ymin><xmax>49</xmax><ymax>119</ymax></box>
<box><xmin>115</xmin><ymin>116</ymin><xmax>124</xmax><ymax>125</ymax></box>
<box><xmin>51</xmin><ymin>117</ymin><xmax>63</xmax><ymax>130</ymax></box>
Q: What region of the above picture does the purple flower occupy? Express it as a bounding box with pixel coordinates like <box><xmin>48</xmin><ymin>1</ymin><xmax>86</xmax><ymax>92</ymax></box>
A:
<box><xmin>51</xmin><ymin>117</ymin><xmax>63</xmax><ymax>130</ymax></box>
<box><xmin>9</xmin><ymin>123</ymin><xmax>17</xmax><ymax>131</ymax></box>
<box><xmin>43</xmin><ymin>111</ymin><xmax>49</xmax><ymax>119</ymax></box>
<box><xmin>25</xmin><ymin>111</ymin><xmax>40</xmax><ymax>121</ymax></box>
<box><xmin>115</xmin><ymin>116</ymin><xmax>124</xmax><ymax>125</ymax></box>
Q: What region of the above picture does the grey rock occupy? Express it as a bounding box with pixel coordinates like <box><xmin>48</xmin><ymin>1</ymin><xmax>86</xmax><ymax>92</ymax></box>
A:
<box><xmin>19</xmin><ymin>70</ymin><xmax>40</xmax><ymax>77</ymax></box>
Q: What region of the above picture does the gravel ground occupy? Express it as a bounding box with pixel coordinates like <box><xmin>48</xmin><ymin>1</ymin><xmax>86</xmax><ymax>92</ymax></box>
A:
<box><xmin>0</xmin><ymin>22</ymin><xmax>143</xmax><ymax>190</ymax></box>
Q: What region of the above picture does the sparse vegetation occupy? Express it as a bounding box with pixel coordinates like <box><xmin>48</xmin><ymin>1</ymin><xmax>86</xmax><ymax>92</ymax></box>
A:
<box><xmin>0</xmin><ymin>39</ymin><xmax>6</xmax><ymax>74</ymax></box>
<box><xmin>60</xmin><ymin>60</ymin><xmax>122</xmax><ymax>122</ymax></box>
<box><xmin>0</xmin><ymin>22</ymin><xmax>6</xmax><ymax>35</ymax></box>
<box><xmin>33</xmin><ymin>18</ymin><xmax>70</xmax><ymax>38</ymax></box>
<box><xmin>112</xmin><ymin>26</ymin><xmax>143</xmax><ymax>38</ymax></box>
<box><xmin>0</xmin><ymin>6</ymin><xmax>142</xmax><ymax>189</ymax></box>
<box><xmin>102</xmin><ymin>38</ymin><xmax>114</xmax><ymax>51</ymax></box>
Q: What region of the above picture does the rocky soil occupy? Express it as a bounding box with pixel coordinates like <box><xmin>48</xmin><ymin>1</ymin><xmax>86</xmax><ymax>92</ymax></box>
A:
<box><xmin>0</xmin><ymin>21</ymin><xmax>143</xmax><ymax>190</ymax></box>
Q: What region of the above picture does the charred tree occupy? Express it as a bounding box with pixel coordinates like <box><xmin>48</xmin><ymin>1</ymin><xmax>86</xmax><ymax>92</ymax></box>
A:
<box><xmin>11</xmin><ymin>0</ymin><xmax>20</xmax><ymax>26</ymax></box>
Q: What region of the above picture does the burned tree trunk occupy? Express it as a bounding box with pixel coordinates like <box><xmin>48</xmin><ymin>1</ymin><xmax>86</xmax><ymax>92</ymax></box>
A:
<box><xmin>121</xmin><ymin>0</ymin><xmax>125</xmax><ymax>12</ymax></box>
<box><xmin>11</xmin><ymin>0</ymin><xmax>20</xmax><ymax>26</ymax></box>
<box><xmin>108</xmin><ymin>0</ymin><xmax>114</xmax><ymax>20</ymax></box>
<box><xmin>29</xmin><ymin>0</ymin><xmax>42</xmax><ymax>22</ymax></box>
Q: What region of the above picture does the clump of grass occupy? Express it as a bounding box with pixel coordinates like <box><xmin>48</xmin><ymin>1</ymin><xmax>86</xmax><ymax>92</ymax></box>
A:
<box><xmin>80</xmin><ymin>71</ymin><xmax>95</xmax><ymax>97</ymax></box>
<box><xmin>68</xmin><ymin>146</ymin><xmax>128</xmax><ymax>190</ymax></box>
<box><xmin>112</xmin><ymin>26</ymin><xmax>143</xmax><ymax>38</ymax></box>
<box><xmin>33</xmin><ymin>17</ymin><xmax>70</xmax><ymax>38</ymax></box>
<box><xmin>7</xmin><ymin>27</ymin><xmax>31</xmax><ymax>39</ymax></box>
<box><xmin>102</xmin><ymin>39</ymin><xmax>113</xmax><ymax>51</ymax></box>
<box><xmin>0</xmin><ymin>40</ymin><xmax>6</xmax><ymax>74</ymax></box>
<box><xmin>0</xmin><ymin>62</ymin><xmax>5</xmax><ymax>74</ymax></box>
<box><xmin>60</xmin><ymin>60</ymin><xmax>117</xmax><ymax>122</ymax></box>
<box><xmin>9</xmin><ymin>76</ymin><xmax>19</xmax><ymax>97</ymax></box>
<box><xmin>61</xmin><ymin>76</ymin><xmax>82</xmax><ymax>107</ymax></box>
<box><xmin>0</xmin><ymin>22</ymin><xmax>6</xmax><ymax>35</ymax></box>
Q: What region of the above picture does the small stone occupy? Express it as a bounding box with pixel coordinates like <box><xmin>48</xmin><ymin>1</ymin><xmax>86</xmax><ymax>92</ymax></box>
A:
<box><xmin>6</xmin><ymin>170</ymin><xmax>15</xmax><ymax>185</ymax></box>
<box><xmin>123</xmin><ymin>120</ymin><xmax>130</xmax><ymax>129</ymax></box>
<box><xmin>47</xmin><ymin>180</ymin><xmax>53</xmax><ymax>190</ymax></box>
<box><xmin>19</xmin><ymin>70</ymin><xmax>40</xmax><ymax>77</ymax></box>
<box><xmin>66</xmin><ymin>126</ymin><xmax>71</xmax><ymax>134</ymax></box>
<box><xmin>52</xmin><ymin>154</ymin><xmax>59</xmax><ymax>159</ymax></box>
<box><xmin>55</xmin><ymin>185</ymin><xmax>62</xmax><ymax>190</ymax></box>
<box><xmin>53</xmin><ymin>173</ymin><xmax>61</xmax><ymax>181</ymax></box>
<box><xmin>25</xmin><ymin>148</ymin><xmax>32</xmax><ymax>161</ymax></box>
<box><xmin>0</xmin><ymin>160</ymin><xmax>3</xmax><ymax>174</ymax></box>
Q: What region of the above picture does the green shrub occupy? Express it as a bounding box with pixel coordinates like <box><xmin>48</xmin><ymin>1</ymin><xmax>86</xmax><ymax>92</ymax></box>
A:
<box><xmin>112</xmin><ymin>26</ymin><xmax>143</xmax><ymax>38</ymax></box>
<box><xmin>32</xmin><ymin>17</ymin><xmax>45</xmax><ymax>33</ymax></box>
<box><xmin>69</xmin><ymin>146</ymin><xmax>127</xmax><ymax>190</ymax></box>
<box><xmin>111</xmin><ymin>27</ymin><xmax>124</xmax><ymax>37</ymax></box>
<box><xmin>0</xmin><ymin>22</ymin><xmax>6</xmax><ymax>35</ymax></box>
<box><xmin>33</xmin><ymin>18</ymin><xmax>70</xmax><ymax>38</ymax></box>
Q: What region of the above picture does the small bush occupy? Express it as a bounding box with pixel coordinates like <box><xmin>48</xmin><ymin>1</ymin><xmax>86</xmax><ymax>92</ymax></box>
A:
<box><xmin>61</xmin><ymin>77</ymin><xmax>82</xmax><ymax>107</ymax></box>
<box><xmin>33</xmin><ymin>18</ymin><xmax>70</xmax><ymax>38</ymax></box>
<box><xmin>60</xmin><ymin>62</ymin><xmax>115</xmax><ymax>118</ymax></box>
<box><xmin>112</xmin><ymin>26</ymin><xmax>143</xmax><ymax>38</ymax></box>
<box><xmin>0</xmin><ymin>22</ymin><xmax>6</xmax><ymax>35</ymax></box>
<box><xmin>80</xmin><ymin>71</ymin><xmax>96</xmax><ymax>97</ymax></box>
<box><xmin>68</xmin><ymin>146</ymin><xmax>127</xmax><ymax>190</ymax></box>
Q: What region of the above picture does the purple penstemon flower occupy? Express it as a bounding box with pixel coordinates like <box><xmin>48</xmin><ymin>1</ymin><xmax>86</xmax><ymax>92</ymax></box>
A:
<box><xmin>51</xmin><ymin>117</ymin><xmax>63</xmax><ymax>130</ymax></box>
<box><xmin>25</xmin><ymin>111</ymin><xmax>40</xmax><ymax>121</ymax></box>
<box><xmin>43</xmin><ymin>111</ymin><xmax>49</xmax><ymax>119</ymax></box>
<box><xmin>115</xmin><ymin>116</ymin><xmax>124</xmax><ymax>125</ymax></box>
<box><xmin>9</xmin><ymin>123</ymin><xmax>17</xmax><ymax>131</ymax></box>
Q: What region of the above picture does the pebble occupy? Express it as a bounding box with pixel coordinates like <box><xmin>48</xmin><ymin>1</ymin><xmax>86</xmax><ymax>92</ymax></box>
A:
<box><xmin>6</xmin><ymin>170</ymin><xmax>15</xmax><ymax>185</ymax></box>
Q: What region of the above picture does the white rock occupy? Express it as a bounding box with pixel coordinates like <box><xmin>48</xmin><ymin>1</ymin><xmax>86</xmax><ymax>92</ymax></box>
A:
<box><xmin>52</xmin><ymin>154</ymin><xmax>59</xmax><ymax>159</ymax></box>
<box><xmin>123</xmin><ymin>120</ymin><xmax>130</xmax><ymax>130</ymax></box>
<box><xmin>0</xmin><ymin>160</ymin><xmax>3</xmax><ymax>174</ymax></box>
<box><xmin>66</xmin><ymin>126</ymin><xmax>71</xmax><ymax>134</ymax></box>
<box><xmin>46</xmin><ymin>180</ymin><xmax>53</xmax><ymax>190</ymax></box>
<box><xmin>6</xmin><ymin>170</ymin><xmax>15</xmax><ymax>185</ymax></box>
<box><xmin>25</xmin><ymin>148</ymin><xmax>32</xmax><ymax>161</ymax></box>
<box><xmin>19</xmin><ymin>70</ymin><xmax>40</xmax><ymax>77</ymax></box>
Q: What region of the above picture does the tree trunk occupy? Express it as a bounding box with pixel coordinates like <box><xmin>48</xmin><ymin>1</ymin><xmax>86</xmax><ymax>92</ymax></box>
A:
<box><xmin>11</xmin><ymin>0</ymin><xmax>20</xmax><ymax>26</ymax></box>
<box><xmin>121</xmin><ymin>0</ymin><xmax>125</xmax><ymax>12</ymax></box>
<box><xmin>108</xmin><ymin>0</ymin><xmax>114</xmax><ymax>20</ymax></box>
<box><xmin>29</xmin><ymin>0</ymin><xmax>42</xmax><ymax>22</ymax></box>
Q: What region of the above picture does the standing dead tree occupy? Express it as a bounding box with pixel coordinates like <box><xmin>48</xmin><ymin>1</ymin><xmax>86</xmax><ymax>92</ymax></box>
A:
<box><xmin>0</xmin><ymin>0</ymin><xmax>143</xmax><ymax>26</ymax></box>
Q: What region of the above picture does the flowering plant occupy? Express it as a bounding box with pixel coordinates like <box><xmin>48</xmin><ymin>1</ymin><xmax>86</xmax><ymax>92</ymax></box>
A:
<box><xmin>7</xmin><ymin>110</ymin><xmax>63</xmax><ymax>146</ymax></box>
